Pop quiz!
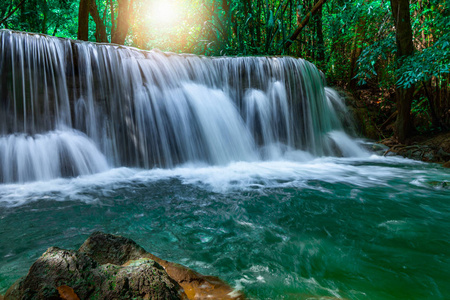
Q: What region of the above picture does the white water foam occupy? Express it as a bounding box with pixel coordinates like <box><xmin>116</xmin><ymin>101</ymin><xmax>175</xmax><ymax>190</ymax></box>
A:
<box><xmin>0</xmin><ymin>154</ymin><xmax>442</xmax><ymax>208</ymax></box>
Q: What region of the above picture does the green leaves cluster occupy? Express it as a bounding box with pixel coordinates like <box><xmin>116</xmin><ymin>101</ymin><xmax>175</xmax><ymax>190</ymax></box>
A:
<box><xmin>1</xmin><ymin>0</ymin><xmax>78</xmax><ymax>38</ymax></box>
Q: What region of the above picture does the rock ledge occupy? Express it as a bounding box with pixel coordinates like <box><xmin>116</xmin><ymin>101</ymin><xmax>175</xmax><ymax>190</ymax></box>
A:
<box><xmin>380</xmin><ymin>132</ymin><xmax>450</xmax><ymax>166</ymax></box>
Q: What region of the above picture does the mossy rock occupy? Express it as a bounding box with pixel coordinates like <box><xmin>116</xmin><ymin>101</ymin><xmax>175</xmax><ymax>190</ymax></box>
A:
<box><xmin>4</xmin><ymin>232</ymin><xmax>243</xmax><ymax>300</ymax></box>
<box><xmin>4</xmin><ymin>245</ymin><xmax>184</xmax><ymax>300</ymax></box>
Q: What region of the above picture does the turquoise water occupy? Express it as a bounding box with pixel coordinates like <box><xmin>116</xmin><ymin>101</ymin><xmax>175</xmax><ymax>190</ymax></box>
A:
<box><xmin>0</xmin><ymin>156</ymin><xmax>449</xmax><ymax>299</ymax></box>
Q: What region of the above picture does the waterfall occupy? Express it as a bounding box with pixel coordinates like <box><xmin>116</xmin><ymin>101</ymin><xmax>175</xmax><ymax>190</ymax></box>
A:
<box><xmin>0</xmin><ymin>30</ymin><xmax>364</xmax><ymax>183</ymax></box>
<box><xmin>0</xmin><ymin>130</ymin><xmax>108</xmax><ymax>183</ymax></box>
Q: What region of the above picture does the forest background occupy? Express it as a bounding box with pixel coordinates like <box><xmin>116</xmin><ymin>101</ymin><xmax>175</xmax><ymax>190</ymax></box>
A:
<box><xmin>1</xmin><ymin>0</ymin><xmax>449</xmax><ymax>143</ymax></box>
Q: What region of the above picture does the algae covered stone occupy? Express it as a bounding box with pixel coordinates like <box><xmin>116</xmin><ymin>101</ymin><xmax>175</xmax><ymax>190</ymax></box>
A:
<box><xmin>4</xmin><ymin>242</ymin><xmax>184</xmax><ymax>300</ymax></box>
<box><xmin>4</xmin><ymin>232</ymin><xmax>242</xmax><ymax>300</ymax></box>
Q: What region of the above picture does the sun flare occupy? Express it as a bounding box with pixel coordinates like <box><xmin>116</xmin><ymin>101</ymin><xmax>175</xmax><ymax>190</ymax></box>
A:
<box><xmin>149</xmin><ymin>1</ymin><xmax>180</xmax><ymax>26</ymax></box>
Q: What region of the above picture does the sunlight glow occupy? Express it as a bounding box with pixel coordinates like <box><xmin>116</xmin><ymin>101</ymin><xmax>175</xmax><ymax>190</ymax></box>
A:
<box><xmin>150</xmin><ymin>1</ymin><xmax>180</xmax><ymax>26</ymax></box>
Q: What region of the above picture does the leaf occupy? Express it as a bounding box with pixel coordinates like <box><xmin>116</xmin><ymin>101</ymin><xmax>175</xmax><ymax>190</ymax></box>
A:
<box><xmin>267</xmin><ymin>10</ymin><xmax>274</xmax><ymax>29</ymax></box>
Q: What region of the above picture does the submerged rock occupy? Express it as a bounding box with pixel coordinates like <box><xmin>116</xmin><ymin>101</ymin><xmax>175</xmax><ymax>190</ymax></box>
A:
<box><xmin>5</xmin><ymin>232</ymin><xmax>243</xmax><ymax>300</ymax></box>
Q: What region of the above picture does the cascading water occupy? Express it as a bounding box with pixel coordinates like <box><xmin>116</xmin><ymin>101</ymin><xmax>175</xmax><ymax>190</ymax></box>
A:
<box><xmin>1</xmin><ymin>30</ymin><xmax>450</xmax><ymax>300</ymax></box>
<box><xmin>0</xmin><ymin>29</ymin><xmax>364</xmax><ymax>182</ymax></box>
<box><xmin>0</xmin><ymin>130</ymin><xmax>108</xmax><ymax>183</ymax></box>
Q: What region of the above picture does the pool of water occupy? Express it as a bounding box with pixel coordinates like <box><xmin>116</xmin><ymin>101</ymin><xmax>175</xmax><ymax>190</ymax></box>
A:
<box><xmin>0</xmin><ymin>155</ymin><xmax>449</xmax><ymax>299</ymax></box>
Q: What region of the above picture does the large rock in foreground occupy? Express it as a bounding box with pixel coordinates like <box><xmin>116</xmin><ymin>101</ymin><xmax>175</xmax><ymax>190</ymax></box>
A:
<box><xmin>4</xmin><ymin>232</ymin><xmax>243</xmax><ymax>300</ymax></box>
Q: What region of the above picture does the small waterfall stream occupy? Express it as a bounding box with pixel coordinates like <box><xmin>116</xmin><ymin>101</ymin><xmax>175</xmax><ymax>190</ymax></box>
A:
<box><xmin>0</xmin><ymin>30</ymin><xmax>365</xmax><ymax>183</ymax></box>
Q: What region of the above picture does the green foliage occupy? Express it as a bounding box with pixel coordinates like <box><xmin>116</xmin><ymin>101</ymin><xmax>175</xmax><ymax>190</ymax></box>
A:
<box><xmin>356</xmin><ymin>34</ymin><xmax>397</xmax><ymax>88</ymax></box>
<box><xmin>396</xmin><ymin>1</ymin><xmax>450</xmax><ymax>89</ymax></box>
<box><xmin>1</xmin><ymin>0</ymin><xmax>79</xmax><ymax>38</ymax></box>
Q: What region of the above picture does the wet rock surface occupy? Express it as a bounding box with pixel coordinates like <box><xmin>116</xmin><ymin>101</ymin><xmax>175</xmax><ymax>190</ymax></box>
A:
<box><xmin>380</xmin><ymin>132</ymin><xmax>450</xmax><ymax>166</ymax></box>
<box><xmin>4</xmin><ymin>232</ymin><xmax>243</xmax><ymax>300</ymax></box>
<box><xmin>4</xmin><ymin>247</ymin><xmax>183</xmax><ymax>300</ymax></box>
<box><xmin>78</xmin><ymin>231</ymin><xmax>149</xmax><ymax>265</ymax></box>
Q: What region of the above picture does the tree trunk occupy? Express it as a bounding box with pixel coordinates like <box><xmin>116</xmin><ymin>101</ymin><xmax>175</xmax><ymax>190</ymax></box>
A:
<box><xmin>221</xmin><ymin>0</ymin><xmax>237</xmax><ymax>42</ymax></box>
<box><xmin>422</xmin><ymin>80</ymin><xmax>441</xmax><ymax>128</ymax></box>
<box><xmin>89</xmin><ymin>0</ymin><xmax>108</xmax><ymax>42</ymax></box>
<box><xmin>111</xmin><ymin>0</ymin><xmax>133</xmax><ymax>45</ymax></box>
<box><xmin>78</xmin><ymin>0</ymin><xmax>90</xmax><ymax>41</ymax></box>
<box><xmin>42</xmin><ymin>0</ymin><xmax>48</xmax><ymax>34</ymax></box>
<box><xmin>349</xmin><ymin>17</ymin><xmax>366</xmax><ymax>89</ymax></box>
<box><xmin>315</xmin><ymin>0</ymin><xmax>324</xmax><ymax>64</ymax></box>
<box><xmin>244</xmin><ymin>0</ymin><xmax>254</xmax><ymax>48</ymax></box>
<box><xmin>109</xmin><ymin>0</ymin><xmax>116</xmax><ymax>38</ymax></box>
<box><xmin>256</xmin><ymin>0</ymin><xmax>262</xmax><ymax>48</ymax></box>
<box><xmin>390</xmin><ymin>0</ymin><xmax>415</xmax><ymax>142</ymax></box>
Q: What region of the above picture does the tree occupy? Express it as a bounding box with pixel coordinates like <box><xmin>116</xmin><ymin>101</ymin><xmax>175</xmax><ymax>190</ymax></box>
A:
<box><xmin>390</xmin><ymin>0</ymin><xmax>415</xmax><ymax>142</ymax></box>
<box><xmin>89</xmin><ymin>0</ymin><xmax>108</xmax><ymax>42</ymax></box>
<box><xmin>111</xmin><ymin>0</ymin><xmax>134</xmax><ymax>45</ymax></box>
<box><xmin>78</xmin><ymin>0</ymin><xmax>90</xmax><ymax>41</ymax></box>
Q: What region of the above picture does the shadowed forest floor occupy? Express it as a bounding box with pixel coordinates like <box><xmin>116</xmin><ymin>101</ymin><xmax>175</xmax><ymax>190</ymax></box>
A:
<box><xmin>340</xmin><ymin>85</ymin><xmax>450</xmax><ymax>165</ymax></box>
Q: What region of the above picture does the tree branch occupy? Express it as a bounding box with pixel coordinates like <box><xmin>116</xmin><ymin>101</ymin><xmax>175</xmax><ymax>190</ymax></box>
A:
<box><xmin>284</xmin><ymin>0</ymin><xmax>327</xmax><ymax>50</ymax></box>
<box><xmin>0</xmin><ymin>0</ymin><xmax>27</xmax><ymax>26</ymax></box>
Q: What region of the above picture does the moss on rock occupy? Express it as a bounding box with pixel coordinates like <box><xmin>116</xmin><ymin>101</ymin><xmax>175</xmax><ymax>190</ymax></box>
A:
<box><xmin>4</xmin><ymin>237</ymin><xmax>184</xmax><ymax>300</ymax></box>
<box><xmin>4</xmin><ymin>232</ymin><xmax>244</xmax><ymax>300</ymax></box>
